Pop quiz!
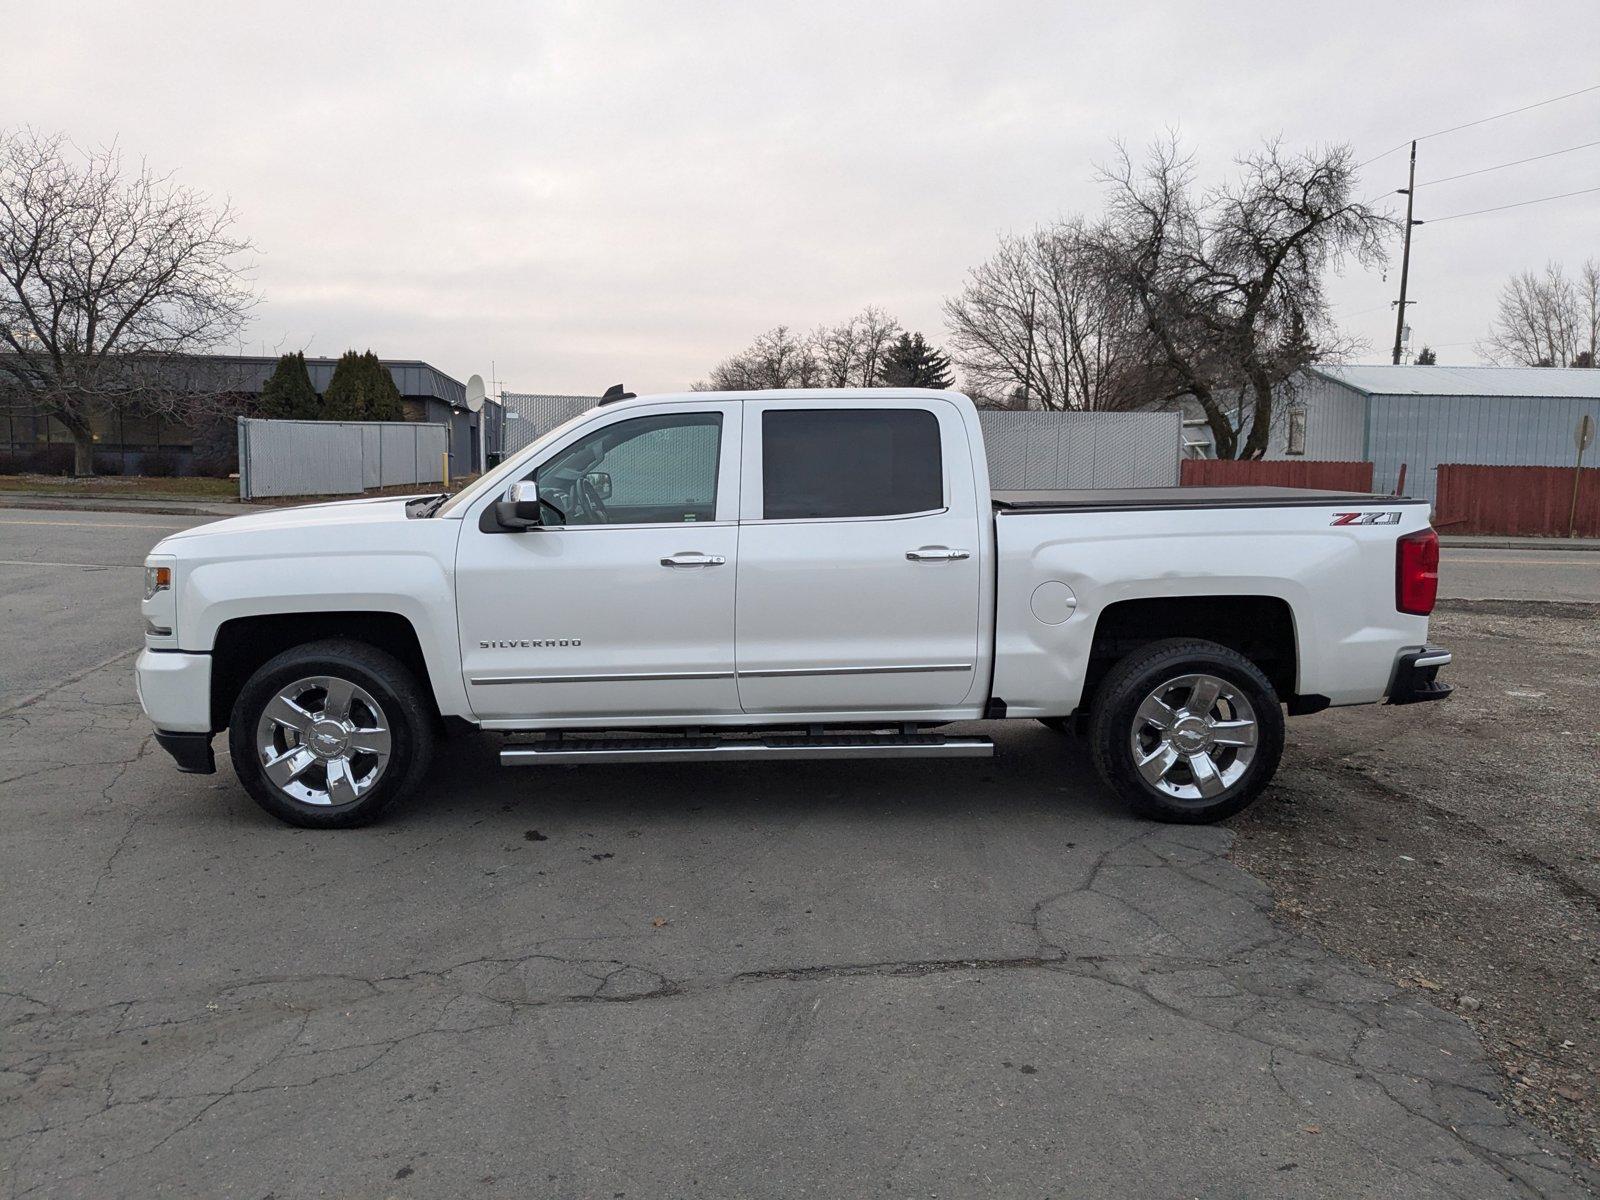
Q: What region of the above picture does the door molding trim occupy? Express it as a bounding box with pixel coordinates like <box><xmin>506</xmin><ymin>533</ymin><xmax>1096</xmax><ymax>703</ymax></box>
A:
<box><xmin>470</xmin><ymin>670</ymin><xmax>736</xmax><ymax>686</ymax></box>
<box><xmin>736</xmin><ymin>663</ymin><xmax>973</xmax><ymax>679</ymax></box>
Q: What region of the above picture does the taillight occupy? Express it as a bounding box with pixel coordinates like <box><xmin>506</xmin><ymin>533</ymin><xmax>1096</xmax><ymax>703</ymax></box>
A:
<box><xmin>1396</xmin><ymin>528</ymin><xmax>1439</xmax><ymax>615</ymax></box>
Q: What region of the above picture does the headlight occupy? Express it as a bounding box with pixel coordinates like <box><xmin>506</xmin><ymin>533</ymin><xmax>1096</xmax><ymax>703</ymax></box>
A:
<box><xmin>144</xmin><ymin>565</ymin><xmax>172</xmax><ymax>601</ymax></box>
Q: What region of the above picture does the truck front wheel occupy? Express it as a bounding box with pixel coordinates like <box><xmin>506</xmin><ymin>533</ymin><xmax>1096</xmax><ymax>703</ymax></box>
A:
<box><xmin>228</xmin><ymin>639</ymin><xmax>435</xmax><ymax>829</ymax></box>
<box><xmin>1088</xmin><ymin>639</ymin><xmax>1284</xmax><ymax>824</ymax></box>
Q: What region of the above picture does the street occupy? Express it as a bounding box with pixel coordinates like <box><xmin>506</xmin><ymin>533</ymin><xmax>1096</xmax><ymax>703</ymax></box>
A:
<box><xmin>1441</xmin><ymin>544</ymin><xmax>1600</xmax><ymax>603</ymax></box>
<box><xmin>2</xmin><ymin>507</ymin><xmax>1596</xmax><ymax>1198</ymax></box>
<box><xmin>0</xmin><ymin>509</ymin><xmax>203</xmax><ymax>710</ymax></box>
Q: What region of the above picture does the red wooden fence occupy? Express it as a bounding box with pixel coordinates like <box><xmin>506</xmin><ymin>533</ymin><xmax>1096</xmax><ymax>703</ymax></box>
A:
<box><xmin>1434</xmin><ymin>464</ymin><xmax>1600</xmax><ymax>537</ymax></box>
<box><xmin>1180</xmin><ymin>459</ymin><xmax>1375</xmax><ymax>491</ymax></box>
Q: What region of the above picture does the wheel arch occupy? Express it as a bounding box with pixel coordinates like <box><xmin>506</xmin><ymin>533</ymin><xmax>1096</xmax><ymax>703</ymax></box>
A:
<box><xmin>1082</xmin><ymin>594</ymin><xmax>1300</xmax><ymax>713</ymax></box>
<box><xmin>210</xmin><ymin>611</ymin><xmax>439</xmax><ymax>732</ymax></box>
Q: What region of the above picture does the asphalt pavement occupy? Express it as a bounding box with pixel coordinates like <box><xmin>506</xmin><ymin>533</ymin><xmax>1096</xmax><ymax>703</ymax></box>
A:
<box><xmin>1438</xmin><ymin>545</ymin><xmax>1600</xmax><ymax>603</ymax></box>
<box><xmin>2</xmin><ymin>508</ymin><xmax>1595</xmax><ymax>1198</ymax></box>
<box><xmin>0</xmin><ymin>509</ymin><xmax>215</xmax><ymax>710</ymax></box>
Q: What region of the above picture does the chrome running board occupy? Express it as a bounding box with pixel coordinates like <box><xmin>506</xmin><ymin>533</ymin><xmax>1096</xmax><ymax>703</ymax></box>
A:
<box><xmin>500</xmin><ymin>732</ymin><xmax>994</xmax><ymax>766</ymax></box>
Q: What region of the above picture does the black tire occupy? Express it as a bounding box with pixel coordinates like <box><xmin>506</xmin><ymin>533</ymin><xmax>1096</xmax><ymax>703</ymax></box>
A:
<box><xmin>228</xmin><ymin>638</ymin><xmax>435</xmax><ymax>829</ymax></box>
<box><xmin>1087</xmin><ymin>638</ymin><xmax>1284</xmax><ymax>824</ymax></box>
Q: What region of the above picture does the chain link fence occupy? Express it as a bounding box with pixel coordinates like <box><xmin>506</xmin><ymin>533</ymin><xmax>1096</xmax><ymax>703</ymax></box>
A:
<box><xmin>237</xmin><ymin>418</ymin><xmax>451</xmax><ymax>499</ymax></box>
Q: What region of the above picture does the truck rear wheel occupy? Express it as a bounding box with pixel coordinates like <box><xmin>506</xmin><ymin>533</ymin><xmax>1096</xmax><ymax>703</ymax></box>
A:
<box><xmin>228</xmin><ymin>639</ymin><xmax>435</xmax><ymax>829</ymax></box>
<box><xmin>1088</xmin><ymin>639</ymin><xmax>1284</xmax><ymax>824</ymax></box>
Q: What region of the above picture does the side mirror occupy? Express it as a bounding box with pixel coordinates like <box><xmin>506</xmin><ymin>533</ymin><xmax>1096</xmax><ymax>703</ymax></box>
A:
<box><xmin>583</xmin><ymin>470</ymin><xmax>613</xmax><ymax>500</ymax></box>
<box><xmin>493</xmin><ymin>481</ymin><xmax>564</xmax><ymax>531</ymax></box>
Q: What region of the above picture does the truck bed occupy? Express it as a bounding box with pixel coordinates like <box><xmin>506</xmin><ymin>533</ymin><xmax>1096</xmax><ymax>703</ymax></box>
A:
<box><xmin>991</xmin><ymin>486</ymin><xmax>1424</xmax><ymax>513</ymax></box>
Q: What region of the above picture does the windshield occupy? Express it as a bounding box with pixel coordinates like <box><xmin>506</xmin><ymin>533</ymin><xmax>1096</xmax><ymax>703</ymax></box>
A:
<box><xmin>434</xmin><ymin>405</ymin><xmax>599</xmax><ymax>517</ymax></box>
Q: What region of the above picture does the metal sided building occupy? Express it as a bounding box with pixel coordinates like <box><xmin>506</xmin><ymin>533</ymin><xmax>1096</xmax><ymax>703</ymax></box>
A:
<box><xmin>1270</xmin><ymin>365</ymin><xmax>1600</xmax><ymax>502</ymax></box>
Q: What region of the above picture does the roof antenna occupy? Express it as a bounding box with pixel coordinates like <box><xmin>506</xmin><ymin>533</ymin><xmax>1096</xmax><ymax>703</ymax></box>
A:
<box><xmin>599</xmin><ymin>383</ymin><xmax>635</xmax><ymax>405</ymax></box>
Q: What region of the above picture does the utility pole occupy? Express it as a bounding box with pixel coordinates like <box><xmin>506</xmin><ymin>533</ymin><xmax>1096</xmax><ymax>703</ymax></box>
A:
<box><xmin>1391</xmin><ymin>140</ymin><xmax>1424</xmax><ymax>365</ymax></box>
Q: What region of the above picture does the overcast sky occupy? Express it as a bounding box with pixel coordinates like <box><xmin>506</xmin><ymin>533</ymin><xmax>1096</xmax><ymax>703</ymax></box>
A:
<box><xmin>7</xmin><ymin>0</ymin><xmax>1599</xmax><ymax>394</ymax></box>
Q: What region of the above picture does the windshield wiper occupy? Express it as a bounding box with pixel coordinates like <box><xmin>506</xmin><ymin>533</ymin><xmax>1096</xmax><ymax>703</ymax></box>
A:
<box><xmin>409</xmin><ymin>492</ymin><xmax>450</xmax><ymax>518</ymax></box>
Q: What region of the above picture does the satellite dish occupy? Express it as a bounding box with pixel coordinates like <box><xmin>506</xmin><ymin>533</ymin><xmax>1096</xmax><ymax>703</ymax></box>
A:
<box><xmin>464</xmin><ymin>373</ymin><xmax>486</xmax><ymax>413</ymax></box>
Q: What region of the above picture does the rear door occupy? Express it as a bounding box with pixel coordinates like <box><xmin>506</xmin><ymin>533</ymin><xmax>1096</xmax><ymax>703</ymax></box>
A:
<box><xmin>456</xmin><ymin>401</ymin><xmax>743</xmax><ymax>722</ymax></box>
<box><xmin>733</xmin><ymin>398</ymin><xmax>984</xmax><ymax>715</ymax></box>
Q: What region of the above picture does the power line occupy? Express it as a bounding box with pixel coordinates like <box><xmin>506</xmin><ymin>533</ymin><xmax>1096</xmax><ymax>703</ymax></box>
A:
<box><xmin>1357</xmin><ymin>81</ymin><xmax>1600</xmax><ymax>169</ymax></box>
<box><xmin>1427</xmin><ymin>184</ymin><xmax>1600</xmax><ymax>223</ymax></box>
<box><xmin>1415</xmin><ymin>138</ymin><xmax>1600</xmax><ymax>187</ymax></box>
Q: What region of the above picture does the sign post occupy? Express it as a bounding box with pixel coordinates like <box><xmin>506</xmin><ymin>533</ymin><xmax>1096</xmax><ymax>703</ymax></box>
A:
<box><xmin>1572</xmin><ymin>413</ymin><xmax>1596</xmax><ymax>539</ymax></box>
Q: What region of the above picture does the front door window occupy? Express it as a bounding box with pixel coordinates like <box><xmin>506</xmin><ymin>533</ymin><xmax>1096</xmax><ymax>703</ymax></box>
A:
<box><xmin>533</xmin><ymin>412</ymin><xmax>722</xmax><ymax>526</ymax></box>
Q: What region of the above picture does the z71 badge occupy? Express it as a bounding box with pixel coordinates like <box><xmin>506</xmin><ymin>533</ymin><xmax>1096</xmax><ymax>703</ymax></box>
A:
<box><xmin>1330</xmin><ymin>511</ymin><xmax>1401</xmax><ymax>526</ymax></box>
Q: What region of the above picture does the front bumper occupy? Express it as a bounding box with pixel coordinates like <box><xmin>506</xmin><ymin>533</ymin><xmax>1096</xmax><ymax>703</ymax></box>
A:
<box><xmin>135</xmin><ymin>649</ymin><xmax>212</xmax><ymax>733</ymax></box>
<box><xmin>154</xmin><ymin>730</ymin><xmax>216</xmax><ymax>774</ymax></box>
<box><xmin>1387</xmin><ymin>645</ymin><xmax>1453</xmax><ymax>705</ymax></box>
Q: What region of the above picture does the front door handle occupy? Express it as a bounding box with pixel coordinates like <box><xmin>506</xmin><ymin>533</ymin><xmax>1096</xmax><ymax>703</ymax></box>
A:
<box><xmin>661</xmin><ymin>553</ymin><xmax>726</xmax><ymax>567</ymax></box>
<box><xmin>906</xmin><ymin>547</ymin><xmax>971</xmax><ymax>562</ymax></box>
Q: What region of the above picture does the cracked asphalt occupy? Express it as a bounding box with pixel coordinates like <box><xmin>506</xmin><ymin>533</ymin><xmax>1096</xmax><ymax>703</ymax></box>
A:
<box><xmin>2</xmin><ymin>508</ymin><xmax>1597</xmax><ymax>1198</ymax></box>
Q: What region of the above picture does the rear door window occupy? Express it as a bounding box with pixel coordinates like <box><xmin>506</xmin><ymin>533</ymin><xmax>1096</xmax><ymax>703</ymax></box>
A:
<box><xmin>761</xmin><ymin>409</ymin><xmax>942</xmax><ymax>520</ymax></box>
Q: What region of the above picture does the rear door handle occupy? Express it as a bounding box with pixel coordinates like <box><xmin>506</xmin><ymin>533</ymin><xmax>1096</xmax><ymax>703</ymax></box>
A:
<box><xmin>906</xmin><ymin>547</ymin><xmax>971</xmax><ymax>562</ymax></box>
<box><xmin>661</xmin><ymin>553</ymin><xmax>726</xmax><ymax>567</ymax></box>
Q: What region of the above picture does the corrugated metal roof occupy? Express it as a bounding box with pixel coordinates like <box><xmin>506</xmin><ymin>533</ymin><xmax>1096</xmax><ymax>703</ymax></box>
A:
<box><xmin>1307</xmin><ymin>363</ymin><xmax>1600</xmax><ymax>399</ymax></box>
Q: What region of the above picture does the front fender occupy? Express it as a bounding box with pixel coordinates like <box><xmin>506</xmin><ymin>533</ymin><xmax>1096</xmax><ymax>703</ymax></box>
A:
<box><xmin>177</xmin><ymin>546</ymin><xmax>470</xmax><ymax>720</ymax></box>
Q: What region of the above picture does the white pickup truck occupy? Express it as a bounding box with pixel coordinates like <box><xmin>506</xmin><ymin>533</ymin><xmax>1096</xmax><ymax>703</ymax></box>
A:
<box><xmin>136</xmin><ymin>387</ymin><xmax>1450</xmax><ymax>829</ymax></box>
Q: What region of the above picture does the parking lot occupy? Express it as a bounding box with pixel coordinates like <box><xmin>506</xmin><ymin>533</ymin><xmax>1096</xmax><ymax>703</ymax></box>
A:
<box><xmin>3</xmin><ymin>507</ymin><xmax>1597</xmax><ymax>1198</ymax></box>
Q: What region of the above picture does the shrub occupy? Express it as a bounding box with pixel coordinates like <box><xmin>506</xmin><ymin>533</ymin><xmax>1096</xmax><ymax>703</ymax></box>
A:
<box><xmin>25</xmin><ymin>444</ymin><xmax>75</xmax><ymax>475</ymax></box>
<box><xmin>0</xmin><ymin>450</ymin><xmax>27</xmax><ymax>474</ymax></box>
<box><xmin>141</xmin><ymin>449</ymin><xmax>180</xmax><ymax>477</ymax></box>
<box><xmin>93</xmin><ymin>453</ymin><xmax>125</xmax><ymax>476</ymax></box>
<box><xmin>190</xmin><ymin>410</ymin><xmax>240</xmax><ymax>477</ymax></box>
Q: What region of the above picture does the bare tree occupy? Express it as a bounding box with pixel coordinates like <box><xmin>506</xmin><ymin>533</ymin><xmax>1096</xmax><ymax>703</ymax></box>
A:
<box><xmin>810</xmin><ymin>306</ymin><xmax>901</xmax><ymax>387</ymax></box>
<box><xmin>695</xmin><ymin>325</ymin><xmax>820</xmax><ymax>390</ymax></box>
<box><xmin>0</xmin><ymin>129</ymin><xmax>254</xmax><ymax>474</ymax></box>
<box><xmin>696</xmin><ymin>308</ymin><xmax>903</xmax><ymax>391</ymax></box>
<box><xmin>1089</xmin><ymin>135</ymin><xmax>1390</xmax><ymax>458</ymax></box>
<box><xmin>1480</xmin><ymin>260</ymin><xmax>1599</xmax><ymax>367</ymax></box>
<box><xmin>944</xmin><ymin>220</ymin><xmax>1149</xmax><ymax>411</ymax></box>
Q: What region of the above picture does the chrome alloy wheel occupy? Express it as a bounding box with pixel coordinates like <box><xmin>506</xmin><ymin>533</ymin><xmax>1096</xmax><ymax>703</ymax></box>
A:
<box><xmin>254</xmin><ymin>675</ymin><xmax>392</xmax><ymax>807</ymax></box>
<box><xmin>1128</xmin><ymin>672</ymin><xmax>1259</xmax><ymax>802</ymax></box>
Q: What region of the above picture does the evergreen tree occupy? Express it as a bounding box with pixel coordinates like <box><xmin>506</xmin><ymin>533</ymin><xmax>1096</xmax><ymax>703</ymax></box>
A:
<box><xmin>361</xmin><ymin>350</ymin><xmax>406</xmax><ymax>421</ymax></box>
<box><xmin>324</xmin><ymin>350</ymin><xmax>407</xmax><ymax>421</ymax></box>
<box><xmin>322</xmin><ymin>350</ymin><xmax>367</xmax><ymax>420</ymax></box>
<box><xmin>258</xmin><ymin>351</ymin><xmax>321</xmax><ymax>419</ymax></box>
<box><xmin>878</xmin><ymin>332</ymin><xmax>954</xmax><ymax>389</ymax></box>
<box><xmin>1415</xmin><ymin>345</ymin><xmax>1438</xmax><ymax>365</ymax></box>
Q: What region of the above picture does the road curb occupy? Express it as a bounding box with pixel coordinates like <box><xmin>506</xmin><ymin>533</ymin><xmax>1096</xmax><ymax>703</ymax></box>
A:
<box><xmin>0</xmin><ymin>495</ymin><xmax>252</xmax><ymax>518</ymax></box>
<box><xmin>1441</xmin><ymin>537</ymin><xmax>1600</xmax><ymax>552</ymax></box>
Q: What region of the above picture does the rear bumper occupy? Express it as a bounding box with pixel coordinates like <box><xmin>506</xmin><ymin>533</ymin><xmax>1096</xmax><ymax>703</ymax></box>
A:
<box><xmin>1387</xmin><ymin>645</ymin><xmax>1453</xmax><ymax>705</ymax></box>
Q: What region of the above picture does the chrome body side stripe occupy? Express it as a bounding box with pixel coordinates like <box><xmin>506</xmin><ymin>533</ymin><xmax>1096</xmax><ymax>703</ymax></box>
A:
<box><xmin>735</xmin><ymin>663</ymin><xmax>973</xmax><ymax>679</ymax></box>
<box><xmin>470</xmin><ymin>670</ymin><xmax>735</xmax><ymax>686</ymax></box>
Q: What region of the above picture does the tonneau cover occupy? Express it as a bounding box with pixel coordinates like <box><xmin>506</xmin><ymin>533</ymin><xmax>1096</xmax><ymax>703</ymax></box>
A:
<box><xmin>992</xmin><ymin>486</ymin><xmax>1422</xmax><ymax>512</ymax></box>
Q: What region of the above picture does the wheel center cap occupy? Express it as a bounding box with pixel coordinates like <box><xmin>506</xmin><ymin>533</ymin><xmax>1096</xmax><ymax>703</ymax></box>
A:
<box><xmin>308</xmin><ymin>719</ymin><xmax>350</xmax><ymax>759</ymax></box>
<box><xmin>1171</xmin><ymin>716</ymin><xmax>1210</xmax><ymax>752</ymax></box>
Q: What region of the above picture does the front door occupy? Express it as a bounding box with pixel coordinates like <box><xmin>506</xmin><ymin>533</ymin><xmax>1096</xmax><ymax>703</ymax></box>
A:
<box><xmin>456</xmin><ymin>402</ymin><xmax>743</xmax><ymax>723</ymax></box>
<box><xmin>734</xmin><ymin>399</ymin><xmax>984</xmax><ymax>716</ymax></box>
